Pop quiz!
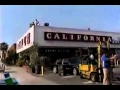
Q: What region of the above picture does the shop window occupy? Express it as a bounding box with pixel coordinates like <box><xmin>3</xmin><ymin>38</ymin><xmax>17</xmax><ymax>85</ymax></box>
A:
<box><xmin>24</xmin><ymin>36</ymin><xmax>26</xmax><ymax>46</ymax></box>
<box><xmin>56</xmin><ymin>59</ymin><xmax>62</xmax><ymax>64</ymax></box>
<box><xmin>82</xmin><ymin>56</ymin><xmax>89</xmax><ymax>64</ymax></box>
<box><xmin>21</xmin><ymin>39</ymin><xmax>23</xmax><ymax>46</ymax></box>
<box><xmin>27</xmin><ymin>33</ymin><xmax>30</xmax><ymax>44</ymax></box>
<box><xmin>63</xmin><ymin>59</ymin><xmax>70</xmax><ymax>65</ymax></box>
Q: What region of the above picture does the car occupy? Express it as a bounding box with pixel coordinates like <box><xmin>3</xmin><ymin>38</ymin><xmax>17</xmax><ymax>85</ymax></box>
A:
<box><xmin>52</xmin><ymin>58</ymin><xmax>81</xmax><ymax>76</ymax></box>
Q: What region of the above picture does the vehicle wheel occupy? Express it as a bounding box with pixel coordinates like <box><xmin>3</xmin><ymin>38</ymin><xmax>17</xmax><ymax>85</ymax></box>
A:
<box><xmin>80</xmin><ymin>72</ymin><xmax>84</xmax><ymax>79</ymax></box>
<box><xmin>59</xmin><ymin>66</ymin><xmax>66</xmax><ymax>76</ymax></box>
<box><xmin>60</xmin><ymin>71</ymin><xmax>64</xmax><ymax>76</ymax></box>
<box><xmin>53</xmin><ymin>66</ymin><xmax>57</xmax><ymax>74</ymax></box>
<box><xmin>90</xmin><ymin>73</ymin><xmax>99</xmax><ymax>82</ymax></box>
<box><xmin>73</xmin><ymin>68</ymin><xmax>78</xmax><ymax>76</ymax></box>
<box><xmin>59</xmin><ymin>69</ymin><xmax>63</xmax><ymax>76</ymax></box>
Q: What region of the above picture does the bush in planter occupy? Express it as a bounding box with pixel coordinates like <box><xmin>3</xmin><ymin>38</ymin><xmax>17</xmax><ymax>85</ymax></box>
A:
<box><xmin>34</xmin><ymin>56</ymin><xmax>42</xmax><ymax>74</ymax></box>
<box><xmin>30</xmin><ymin>49</ymin><xmax>38</xmax><ymax>73</ymax></box>
<box><xmin>29</xmin><ymin>43</ymin><xmax>43</xmax><ymax>74</ymax></box>
<box><xmin>35</xmin><ymin>64</ymin><xmax>41</xmax><ymax>74</ymax></box>
<box><xmin>1</xmin><ymin>57</ymin><xmax>13</xmax><ymax>66</ymax></box>
<box><xmin>30</xmin><ymin>64</ymin><xmax>35</xmax><ymax>73</ymax></box>
<box><xmin>7</xmin><ymin>50</ymin><xmax>18</xmax><ymax>65</ymax></box>
<box><xmin>16</xmin><ymin>60</ymin><xmax>25</xmax><ymax>67</ymax></box>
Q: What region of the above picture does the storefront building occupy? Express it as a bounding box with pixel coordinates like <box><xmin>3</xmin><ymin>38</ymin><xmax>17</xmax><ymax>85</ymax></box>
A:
<box><xmin>16</xmin><ymin>25</ymin><xmax>120</xmax><ymax>64</ymax></box>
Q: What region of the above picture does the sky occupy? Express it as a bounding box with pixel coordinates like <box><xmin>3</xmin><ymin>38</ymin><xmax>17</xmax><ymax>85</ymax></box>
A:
<box><xmin>1</xmin><ymin>5</ymin><xmax>120</xmax><ymax>46</ymax></box>
<box><xmin>0</xmin><ymin>6</ymin><xmax>2</xmax><ymax>43</ymax></box>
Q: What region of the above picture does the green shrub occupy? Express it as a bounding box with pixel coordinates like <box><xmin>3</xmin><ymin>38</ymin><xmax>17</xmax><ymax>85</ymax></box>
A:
<box><xmin>7</xmin><ymin>50</ymin><xmax>18</xmax><ymax>65</ymax></box>
<box><xmin>2</xmin><ymin>57</ymin><xmax>12</xmax><ymax>66</ymax></box>
<box><xmin>16</xmin><ymin>60</ymin><xmax>25</xmax><ymax>67</ymax></box>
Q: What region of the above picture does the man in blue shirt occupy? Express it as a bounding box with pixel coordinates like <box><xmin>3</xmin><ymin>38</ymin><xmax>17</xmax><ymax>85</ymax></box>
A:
<box><xmin>101</xmin><ymin>48</ymin><xmax>112</xmax><ymax>85</ymax></box>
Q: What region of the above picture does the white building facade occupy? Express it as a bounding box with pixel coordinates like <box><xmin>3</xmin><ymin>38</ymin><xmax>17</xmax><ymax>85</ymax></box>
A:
<box><xmin>16</xmin><ymin>25</ymin><xmax>120</xmax><ymax>54</ymax></box>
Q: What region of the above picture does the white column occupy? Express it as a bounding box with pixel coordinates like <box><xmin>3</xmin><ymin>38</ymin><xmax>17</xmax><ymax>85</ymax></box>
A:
<box><xmin>117</xmin><ymin>60</ymin><xmax>119</xmax><ymax>66</ymax></box>
<box><xmin>114</xmin><ymin>59</ymin><xmax>117</xmax><ymax>67</ymax></box>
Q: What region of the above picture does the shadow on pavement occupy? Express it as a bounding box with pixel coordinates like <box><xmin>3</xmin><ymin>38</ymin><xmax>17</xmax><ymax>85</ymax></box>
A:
<box><xmin>112</xmin><ymin>73</ymin><xmax>120</xmax><ymax>85</ymax></box>
<box><xmin>35</xmin><ymin>70</ymin><xmax>89</xmax><ymax>85</ymax></box>
<box><xmin>29</xmin><ymin>70</ymin><xmax>83</xmax><ymax>85</ymax></box>
<box><xmin>5</xmin><ymin>71</ymin><xmax>17</xmax><ymax>73</ymax></box>
<box><xmin>5</xmin><ymin>68</ymin><xmax>11</xmax><ymax>70</ymax></box>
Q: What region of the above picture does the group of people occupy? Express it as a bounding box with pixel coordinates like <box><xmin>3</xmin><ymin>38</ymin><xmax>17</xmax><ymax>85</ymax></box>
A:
<box><xmin>101</xmin><ymin>48</ymin><xmax>120</xmax><ymax>85</ymax></box>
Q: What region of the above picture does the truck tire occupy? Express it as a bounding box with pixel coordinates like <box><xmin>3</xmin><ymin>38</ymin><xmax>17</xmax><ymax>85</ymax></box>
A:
<box><xmin>90</xmin><ymin>73</ymin><xmax>99</xmax><ymax>82</ymax></box>
<box><xmin>80</xmin><ymin>72</ymin><xmax>84</xmax><ymax>79</ymax></box>
<box><xmin>73</xmin><ymin>68</ymin><xmax>78</xmax><ymax>76</ymax></box>
<box><xmin>53</xmin><ymin>66</ymin><xmax>57</xmax><ymax>74</ymax></box>
<box><xmin>58</xmin><ymin>65</ymin><xmax>66</xmax><ymax>76</ymax></box>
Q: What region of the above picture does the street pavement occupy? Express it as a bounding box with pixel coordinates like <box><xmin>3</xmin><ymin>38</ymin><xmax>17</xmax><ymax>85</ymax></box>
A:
<box><xmin>37</xmin><ymin>70</ymin><xmax>102</xmax><ymax>85</ymax></box>
<box><xmin>32</xmin><ymin>67</ymin><xmax>120</xmax><ymax>85</ymax></box>
<box><xmin>0</xmin><ymin>62</ymin><xmax>59</xmax><ymax>85</ymax></box>
<box><xmin>0</xmin><ymin>67</ymin><xmax>60</xmax><ymax>85</ymax></box>
<box><xmin>0</xmin><ymin>61</ymin><xmax>120</xmax><ymax>85</ymax></box>
<box><xmin>0</xmin><ymin>65</ymin><xmax>99</xmax><ymax>85</ymax></box>
<box><xmin>112</xmin><ymin>67</ymin><xmax>120</xmax><ymax>85</ymax></box>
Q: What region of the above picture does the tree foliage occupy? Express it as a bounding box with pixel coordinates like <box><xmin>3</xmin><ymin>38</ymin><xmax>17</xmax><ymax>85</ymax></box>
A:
<box><xmin>0</xmin><ymin>42</ymin><xmax>8</xmax><ymax>51</ymax></box>
<box><xmin>29</xmin><ymin>43</ymin><xmax>40</xmax><ymax>65</ymax></box>
<box><xmin>0</xmin><ymin>42</ymin><xmax>9</xmax><ymax>59</ymax></box>
<box><xmin>8</xmin><ymin>50</ymin><xmax>18</xmax><ymax>64</ymax></box>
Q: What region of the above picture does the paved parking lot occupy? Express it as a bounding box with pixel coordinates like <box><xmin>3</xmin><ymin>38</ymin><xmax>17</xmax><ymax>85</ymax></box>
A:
<box><xmin>1</xmin><ymin>65</ymin><xmax>101</xmax><ymax>85</ymax></box>
<box><xmin>41</xmin><ymin>73</ymin><xmax>102</xmax><ymax>85</ymax></box>
<box><xmin>1</xmin><ymin>61</ymin><xmax>120</xmax><ymax>85</ymax></box>
<box><xmin>31</xmin><ymin>70</ymin><xmax>102</xmax><ymax>85</ymax></box>
<box><xmin>32</xmin><ymin>67</ymin><xmax>120</xmax><ymax>85</ymax></box>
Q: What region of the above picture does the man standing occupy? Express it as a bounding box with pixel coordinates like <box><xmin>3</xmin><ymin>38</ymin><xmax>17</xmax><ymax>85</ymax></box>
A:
<box><xmin>101</xmin><ymin>48</ymin><xmax>112</xmax><ymax>85</ymax></box>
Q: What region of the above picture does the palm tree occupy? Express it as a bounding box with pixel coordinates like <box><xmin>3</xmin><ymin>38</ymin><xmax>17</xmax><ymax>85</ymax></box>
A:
<box><xmin>0</xmin><ymin>42</ymin><xmax>9</xmax><ymax>60</ymax></box>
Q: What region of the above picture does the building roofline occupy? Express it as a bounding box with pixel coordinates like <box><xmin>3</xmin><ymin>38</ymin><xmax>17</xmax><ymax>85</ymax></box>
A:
<box><xmin>38</xmin><ymin>25</ymin><xmax>120</xmax><ymax>34</ymax></box>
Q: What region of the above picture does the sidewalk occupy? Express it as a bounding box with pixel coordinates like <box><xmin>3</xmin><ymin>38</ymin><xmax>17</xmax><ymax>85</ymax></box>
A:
<box><xmin>0</xmin><ymin>61</ymin><xmax>60</xmax><ymax>85</ymax></box>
